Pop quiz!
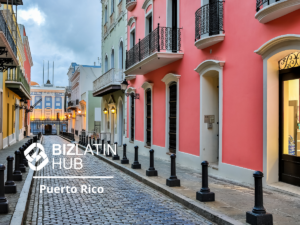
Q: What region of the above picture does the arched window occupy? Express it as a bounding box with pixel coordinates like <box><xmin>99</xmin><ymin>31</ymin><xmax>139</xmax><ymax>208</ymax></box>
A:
<box><xmin>105</xmin><ymin>56</ymin><xmax>108</xmax><ymax>73</ymax></box>
<box><xmin>111</xmin><ymin>49</ymin><xmax>115</xmax><ymax>69</ymax></box>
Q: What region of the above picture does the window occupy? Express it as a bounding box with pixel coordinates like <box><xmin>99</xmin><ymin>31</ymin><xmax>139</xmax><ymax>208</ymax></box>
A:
<box><xmin>130</xmin><ymin>93</ymin><xmax>135</xmax><ymax>141</ymax></box>
<box><xmin>146</xmin><ymin>89</ymin><xmax>151</xmax><ymax>146</ymax></box>
<box><xmin>130</xmin><ymin>30</ymin><xmax>135</xmax><ymax>48</ymax></box>
<box><xmin>46</xmin><ymin>97</ymin><xmax>50</xmax><ymax>101</ymax></box>
<box><xmin>169</xmin><ymin>83</ymin><xmax>177</xmax><ymax>153</ymax></box>
<box><xmin>56</xmin><ymin>103</ymin><xmax>61</xmax><ymax>106</ymax></box>
<box><xmin>105</xmin><ymin>56</ymin><xmax>108</xmax><ymax>73</ymax></box>
<box><xmin>119</xmin><ymin>41</ymin><xmax>123</xmax><ymax>70</ymax></box>
<box><xmin>111</xmin><ymin>49</ymin><xmax>114</xmax><ymax>69</ymax></box>
<box><xmin>111</xmin><ymin>0</ymin><xmax>114</xmax><ymax>14</ymax></box>
<box><xmin>46</xmin><ymin>103</ymin><xmax>51</xmax><ymax>107</ymax></box>
<box><xmin>105</xmin><ymin>6</ymin><xmax>108</xmax><ymax>23</ymax></box>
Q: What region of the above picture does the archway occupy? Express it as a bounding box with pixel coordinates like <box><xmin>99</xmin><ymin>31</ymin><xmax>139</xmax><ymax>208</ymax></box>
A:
<box><xmin>45</xmin><ymin>124</ymin><xmax>52</xmax><ymax>135</ymax></box>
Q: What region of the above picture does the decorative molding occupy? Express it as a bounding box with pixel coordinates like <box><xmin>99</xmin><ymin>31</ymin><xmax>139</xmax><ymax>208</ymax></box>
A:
<box><xmin>161</xmin><ymin>73</ymin><xmax>181</xmax><ymax>85</ymax></box>
<box><xmin>194</xmin><ymin>60</ymin><xmax>225</xmax><ymax>74</ymax></box>
<box><xmin>126</xmin><ymin>1</ymin><xmax>137</xmax><ymax>12</ymax></box>
<box><xmin>128</xmin><ymin>16</ymin><xmax>137</xmax><ymax>27</ymax></box>
<box><xmin>255</xmin><ymin>0</ymin><xmax>300</xmax><ymax>23</ymax></box>
<box><xmin>254</xmin><ymin>34</ymin><xmax>300</xmax><ymax>57</ymax></box>
<box><xmin>126</xmin><ymin>87</ymin><xmax>136</xmax><ymax>93</ymax></box>
<box><xmin>141</xmin><ymin>82</ymin><xmax>153</xmax><ymax>90</ymax></box>
<box><xmin>142</xmin><ymin>0</ymin><xmax>152</xmax><ymax>9</ymax></box>
<box><xmin>194</xmin><ymin>34</ymin><xmax>225</xmax><ymax>50</ymax></box>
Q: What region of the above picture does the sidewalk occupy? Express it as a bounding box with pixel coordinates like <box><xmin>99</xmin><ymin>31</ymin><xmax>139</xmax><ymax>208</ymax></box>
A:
<box><xmin>114</xmin><ymin>147</ymin><xmax>300</xmax><ymax>225</ymax></box>
<box><xmin>0</xmin><ymin>137</ymin><xmax>32</xmax><ymax>225</ymax></box>
<box><xmin>60</xmin><ymin>135</ymin><xmax>300</xmax><ymax>225</ymax></box>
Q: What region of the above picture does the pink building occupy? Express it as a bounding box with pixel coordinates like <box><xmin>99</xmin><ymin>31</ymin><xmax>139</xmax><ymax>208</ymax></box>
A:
<box><xmin>124</xmin><ymin>0</ymin><xmax>300</xmax><ymax>187</ymax></box>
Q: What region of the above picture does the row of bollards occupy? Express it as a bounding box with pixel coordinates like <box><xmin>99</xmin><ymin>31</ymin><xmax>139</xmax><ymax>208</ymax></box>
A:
<box><xmin>0</xmin><ymin>137</ymin><xmax>37</xmax><ymax>214</ymax></box>
<box><xmin>76</xmin><ymin>138</ymin><xmax>272</xmax><ymax>225</ymax></box>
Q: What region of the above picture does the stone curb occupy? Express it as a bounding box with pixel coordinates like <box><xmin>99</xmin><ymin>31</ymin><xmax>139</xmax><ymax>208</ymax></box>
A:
<box><xmin>10</xmin><ymin>135</ymin><xmax>44</xmax><ymax>225</ymax></box>
<box><xmin>59</xmin><ymin>136</ymin><xmax>242</xmax><ymax>225</ymax></box>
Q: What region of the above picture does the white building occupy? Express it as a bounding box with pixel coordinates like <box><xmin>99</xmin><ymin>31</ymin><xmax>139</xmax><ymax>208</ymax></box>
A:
<box><xmin>66</xmin><ymin>63</ymin><xmax>102</xmax><ymax>139</ymax></box>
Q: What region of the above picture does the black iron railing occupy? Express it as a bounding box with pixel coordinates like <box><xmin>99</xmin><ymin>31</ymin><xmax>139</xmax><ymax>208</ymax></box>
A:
<box><xmin>0</xmin><ymin>11</ymin><xmax>17</xmax><ymax>57</ymax></box>
<box><xmin>256</xmin><ymin>0</ymin><xmax>280</xmax><ymax>12</ymax></box>
<box><xmin>126</xmin><ymin>24</ymin><xmax>182</xmax><ymax>69</ymax></box>
<box><xmin>195</xmin><ymin>1</ymin><xmax>224</xmax><ymax>41</ymax></box>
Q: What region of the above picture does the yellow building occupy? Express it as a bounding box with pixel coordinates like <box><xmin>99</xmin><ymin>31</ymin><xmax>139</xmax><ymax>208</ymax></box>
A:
<box><xmin>0</xmin><ymin>0</ymin><xmax>32</xmax><ymax>149</ymax></box>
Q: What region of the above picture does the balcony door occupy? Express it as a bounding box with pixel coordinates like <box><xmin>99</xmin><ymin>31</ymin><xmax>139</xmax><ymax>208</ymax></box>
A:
<box><xmin>209</xmin><ymin>0</ymin><xmax>220</xmax><ymax>36</ymax></box>
<box><xmin>171</xmin><ymin>0</ymin><xmax>178</xmax><ymax>52</ymax></box>
<box><xmin>279</xmin><ymin>66</ymin><xmax>300</xmax><ymax>187</ymax></box>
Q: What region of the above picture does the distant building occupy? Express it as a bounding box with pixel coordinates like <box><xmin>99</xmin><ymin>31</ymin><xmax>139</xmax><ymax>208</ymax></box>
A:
<box><xmin>30</xmin><ymin>62</ymin><xmax>67</xmax><ymax>134</ymax></box>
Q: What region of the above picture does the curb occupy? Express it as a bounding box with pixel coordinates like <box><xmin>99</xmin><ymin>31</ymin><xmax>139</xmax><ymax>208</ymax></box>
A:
<box><xmin>59</xmin><ymin>136</ymin><xmax>242</xmax><ymax>225</ymax></box>
<box><xmin>10</xmin><ymin>135</ymin><xmax>44</xmax><ymax>225</ymax></box>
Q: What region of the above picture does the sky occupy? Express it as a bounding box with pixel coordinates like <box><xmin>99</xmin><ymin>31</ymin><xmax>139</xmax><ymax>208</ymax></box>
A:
<box><xmin>17</xmin><ymin>0</ymin><xmax>102</xmax><ymax>87</ymax></box>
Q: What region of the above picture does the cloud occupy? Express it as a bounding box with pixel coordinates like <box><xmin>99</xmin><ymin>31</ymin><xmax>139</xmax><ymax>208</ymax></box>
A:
<box><xmin>17</xmin><ymin>0</ymin><xmax>102</xmax><ymax>87</ymax></box>
<box><xmin>19</xmin><ymin>7</ymin><xmax>45</xmax><ymax>26</ymax></box>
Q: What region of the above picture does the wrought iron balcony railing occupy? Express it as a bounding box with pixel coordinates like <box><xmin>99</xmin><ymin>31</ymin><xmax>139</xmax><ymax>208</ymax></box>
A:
<box><xmin>195</xmin><ymin>1</ymin><xmax>224</xmax><ymax>41</ymax></box>
<box><xmin>0</xmin><ymin>10</ymin><xmax>17</xmax><ymax>57</ymax></box>
<box><xmin>256</xmin><ymin>0</ymin><xmax>281</xmax><ymax>12</ymax></box>
<box><xmin>93</xmin><ymin>68</ymin><xmax>123</xmax><ymax>93</ymax></box>
<box><xmin>6</xmin><ymin>66</ymin><xmax>30</xmax><ymax>94</ymax></box>
<box><xmin>126</xmin><ymin>24</ymin><xmax>182</xmax><ymax>69</ymax></box>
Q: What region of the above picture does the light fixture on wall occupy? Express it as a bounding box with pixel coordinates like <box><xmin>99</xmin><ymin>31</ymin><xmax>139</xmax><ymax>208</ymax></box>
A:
<box><xmin>121</xmin><ymin>79</ymin><xmax>129</xmax><ymax>92</ymax></box>
<box><xmin>111</xmin><ymin>106</ymin><xmax>116</xmax><ymax>114</ymax></box>
<box><xmin>103</xmin><ymin>108</ymin><xmax>108</xmax><ymax>114</ymax></box>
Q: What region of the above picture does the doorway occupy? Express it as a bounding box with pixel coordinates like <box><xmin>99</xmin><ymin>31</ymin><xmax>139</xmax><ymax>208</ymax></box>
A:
<box><xmin>45</xmin><ymin>124</ymin><xmax>52</xmax><ymax>135</ymax></box>
<box><xmin>201</xmin><ymin>71</ymin><xmax>219</xmax><ymax>165</ymax></box>
<box><xmin>169</xmin><ymin>82</ymin><xmax>177</xmax><ymax>153</ymax></box>
<box><xmin>279</xmin><ymin>65</ymin><xmax>300</xmax><ymax>186</ymax></box>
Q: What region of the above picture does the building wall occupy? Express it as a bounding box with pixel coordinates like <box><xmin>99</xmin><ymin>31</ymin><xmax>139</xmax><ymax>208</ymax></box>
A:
<box><xmin>125</xmin><ymin>1</ymin><xmax>300</xmax><ymax>179</ymax></box>
<box><xmin>87</xmin><ymin>91</ymin><xmax>101</xmax><ymax>132</ymax></box>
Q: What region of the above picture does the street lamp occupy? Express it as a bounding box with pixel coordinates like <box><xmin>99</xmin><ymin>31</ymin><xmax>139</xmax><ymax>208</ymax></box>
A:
<box><xmin>103</xmin><ymin>108</ymin><xmax>108</xmax><ymax>114</ymax></box>
<box><xmin>111</xmin><ymin>106</ymin><xmax>116</xmax><ymax>114</ymax></box>
<box><xmin>20</xmin><ymin>98</ymin><xmax>24</xmax><ymax>108</ymax></box>
<box><xmin>120</xmin><ymin>79</ymin><xmax>129</xmax><ymax>92</ymax></box>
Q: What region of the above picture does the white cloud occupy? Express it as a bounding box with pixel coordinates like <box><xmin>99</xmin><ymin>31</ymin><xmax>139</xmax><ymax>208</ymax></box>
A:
<box><xmin>18</xmin><ymin>7</ymin><xmax>45</xmax><ymax>26</ymax></box>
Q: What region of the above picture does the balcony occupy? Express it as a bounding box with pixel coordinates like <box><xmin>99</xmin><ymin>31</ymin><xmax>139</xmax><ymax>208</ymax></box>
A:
<box><xmin>125</xmin><ymin>24</ymin><xmax>183</xmax><ymax>75</ymax></box>
<box><xmin>194</xmin><ymin>1</ymin><xmax>225</xmax><ymax>50</ymax></box>
<box><xmin>67</xmin><ymin>99</ymin><xmax>80</xmax><ymax>110</ymax></box>
<box><xmin>255</xmin><ymin>0</ymin><xmax>300</xmax><ymax>23</ymax></box>
<box><xmin>0</xmin><ymin>10</ymin><xmax>18</xmax><ymax>69</ymax></box>
<box><xmin>126</xmin><ymin>0</ymin><xmax>137</xmax><ymax>11</ymax></box>
<box><xmin>93</xmin><ymin>68</ymin><xmax>123</xmax><ymax>97</ymax></box>
<box><xmin>5</xmin><ymin>66</ymin><xmax>30</xmax><ymax>100</ymax></box>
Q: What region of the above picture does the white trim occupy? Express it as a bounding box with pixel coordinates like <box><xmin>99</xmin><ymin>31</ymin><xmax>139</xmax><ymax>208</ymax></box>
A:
<box><xmin>255</xmin><ymin>0</ymin><xmax>300</xmax><ymax>23</ymax></box>
<box><xmin>255</xmin><ymin>35</ymin><xmax>300</xmax><ymax>185</ymax></box>
<box><xmin>194</xmin><ymin>34</ymin><xmax>225</xmax><ymax>50</ymax></box>
<box><xmin>126</xmin><ymin>87</ymin><xmax>136</xmax><ymax>93</ymax></box>
<box><xmin>141</xmin><ymin>82</ymin><xmax>154</xmax><ymax>147</ymax></box>
<box><xmin>125</xmin><ymin>75</ymin><xmax>136</xmax><ymax>81</ymax></box>
<box><xmin>127</xmin><ymin>16</ymin><xmax>137</xmax><ymax>27</ymax></box>
<box><xmin>255</xmin><ymin>34</ymin><xmax>300</xmax><ymax>57</ymax></box>
<box><xmin>142</xmin><ymin>0</ymin><xmax>153</xmax><ymax>9</ymax></box>
<box><xmin>166</xmin><ymin>0</ymin><xmax>180</xmax><ymax>29</ymax></box>
<box><xmin>162</xmin><ymin>73</ymin><xmax>180</xmax><ymax>153</ymax></box>
<box><xmin>145</xmin><ymin>7</ymin><xmax>153</xmax><ymax>36</ymax></box>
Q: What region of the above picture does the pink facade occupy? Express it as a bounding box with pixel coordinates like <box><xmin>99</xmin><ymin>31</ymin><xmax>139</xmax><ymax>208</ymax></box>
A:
<box><xmin>124</xmin><ymin>0</ymin><xmax>300</xmax><ymax>185</ymax></box>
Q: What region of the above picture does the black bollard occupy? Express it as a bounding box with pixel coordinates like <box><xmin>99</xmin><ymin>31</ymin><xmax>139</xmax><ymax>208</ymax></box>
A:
<box><xmin>92</xmin><ymin>138</ymin><xmax>96</xmax><ymax>150</ymax></box>
<box><xmin>0</xmin><ymin>164</ymin><xmax>8</xmax><ymax>214</ymax></box>
<box><xmin>166</xmin><ymin>154</ymin><xmax>180</xmax><ymax>187</ymax></box>
<box><xmin>146</xmin><ymin>149</ymin><xmax>158</xmax><ymax>176</ymax></box>
<box><xmin>121</xmin><ymin>144</ymin><xmax>129</xmax><ymax>164</ymax></box>
<box><xmin>131</xmin><ymin>146</ymin><xmax>141</xmax><ymax>169</ymax></box>
<box><xmin>21</xmin><ymin>146</ymin><xmax>29</xmax><ymax>167</ymax></box>
<box><xmin>100</xmin><ymin>139</ymin><xmax>104</xmax><ymax>154</ymax></box>
<box><xmin>86</xmin><ymin>135</ymin><xmax>89</xmax><ymax>147</ymax></box>
<box><xmin>19</xmin><ymin>147</ymin><xmax>26</xmax><ymax>172</ymax></box>
<box><xmin>196</xmin><ymin>161</ymin><xmax>215</xmax><ymax>202</ymax></box>
<box><xmin>106</xmin><ymin>141</ymin><xmax>112</xmax><ymax>157</ymax></box>
<box><xmin>13</xmin><ymin>151</ymin><xmax>22</xmax><ymax>181</ymax></box>
<box><xmin>5</xmin><ymin>156</ymin><xmax>16</xmax><ymax>193</ymax></box>
<box><xmin>112</xmin><ymin>142</ymin><xmax>120</xmax><ymax>160</ymax></box>
<box><xmin>246</xmin><ymin>171</ymin><xmax>273</xmax><ymax>225</ymax></box>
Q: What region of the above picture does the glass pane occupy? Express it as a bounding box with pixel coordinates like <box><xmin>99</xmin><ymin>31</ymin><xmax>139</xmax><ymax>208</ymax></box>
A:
<box><xmin>283</xmin><ymin>79</ymin><xmax>300</xmax><ymax>156</ymax></box>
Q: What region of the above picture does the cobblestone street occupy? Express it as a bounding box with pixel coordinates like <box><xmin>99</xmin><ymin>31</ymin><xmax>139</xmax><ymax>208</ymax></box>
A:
<box><xmin>25</xmin><ymin>136</ymin><xmax>213</xmax><ymax>225</ymax></box>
